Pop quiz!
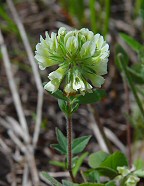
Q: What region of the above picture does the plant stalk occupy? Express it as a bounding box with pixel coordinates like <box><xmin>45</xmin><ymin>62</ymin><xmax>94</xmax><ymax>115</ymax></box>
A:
<box><xmin>103</xmin><ymin>0</ymin><xmax>111</xmax><ymax>37</ymax></box>
<box><xmin>66</xmin><ymin>104</ymin><xmax>76</xmax><ymax>182</ymax></box>
<box><xmin>89</xmin><ymin>0</ymin><xmax>97</xmax><ymax>33</ymax></box>
<box><xmin>123</xmin><ymin>79</ymin><xmax>132</xmax><ymax>167</ymax></box>
<box><xmin>120</xmin><ymin>56</ymin><xmax>144</xmax><ymax>120</ymax></box>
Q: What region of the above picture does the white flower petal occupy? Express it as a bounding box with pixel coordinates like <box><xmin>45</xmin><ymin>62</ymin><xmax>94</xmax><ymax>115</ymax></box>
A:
<box><xmin>64</xmin><ymin>31</ymin><xmax>75</xmax><ymax>44</ymax></box>
<box><xmin>100</xmin><ymin>51</ymin><xmax>109</xmax><ymax>59</ymax></box>
<box><xmin>66</xmin><ymin>36</ymin><xmax>78</xmax><ymax>54</ymax></box>
<box><xmin>94</xmin><ymin>59</ymin><xmax>108</xmax><ymax>75</ymax></box>
<box><xmin>48</xmin><ymin>66</ymin><xmax>67</xmax><ymax>80</ymax></box>
<box><xmin>91</xmin><ymin>75</ymin><xmax>105</xmax><ymax>87</ymax></box>
<box><xmin>97</xmin><ymin>36</ymin><xmax>104</xmax><ymax>49</ymax></box>
<box><xmin>35</xmin><ymin>54</ymin><xmax>59</xmax><ymax>69</ymax></box>
<box><xmin>101</xmin><ymin>43</ymin><xmax>109</xmax><ymax>52</ymax></box>
<box><xmin>44</xmin><ymin>78</ymin><xmax>60</xmax><ymax>93</ymax></box>
<box><xmin>58</xmin><ymin>27</ymin><xmax>66</xmax><ymax>36</ymax></box>
<box><xmin>85</xmin><ymin>73</ymin><xmax>105</xmax><ymax>87</ymax></box>
<box><xmin>50</xmin><ymin>32</ymin><xmax>58</xmax><ymax>50</ymax></box>
<box><xmin>80</xmin><ymin>41</ymin><xmax>96</xmax><ymax>58</ymax></box>
<box><xmin>94</xmin><ymin>33</ymin><xmax>100</xmax><ymax>42</ymax></box>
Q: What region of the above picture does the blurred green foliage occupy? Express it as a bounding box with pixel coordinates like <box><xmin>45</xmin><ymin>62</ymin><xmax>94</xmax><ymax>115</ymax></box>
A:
<box><xmin>59</xmin><ymin>0</ymin><xmax>111</xmax><ymax>37</ymax></box>
<box><xmin>0</xmin><ymin>4</ymin><xmax>18</xmax><ymax>34</ymax></box>
<box><xmin>115</xmin><ymin>33</ymin><xmax>144</xmax><ymax>140</ymax></box>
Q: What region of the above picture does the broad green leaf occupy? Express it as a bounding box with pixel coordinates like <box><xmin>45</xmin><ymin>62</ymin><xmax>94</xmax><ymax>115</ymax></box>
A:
<box><xmin>78</xmin><ymin>90</ymin><xmax>106</xmax><ymax>104</ymax></box>
<box><xmin>49</xmin><ymin>160</ymin><xmax>66</xmax><ymax>169</ymax></box>
<box><xmin>95</xmin><ymin>166</ymin><xmax>118</xmax><ymax>178</ymax></box>
<box><xmin>120</xmin><ymin>33</ymin><xmax>142</xmax><ymax>52</ymax></box>
<box><xmin>40</xmin><ymin>172</ymin><xmax>62</xmax><ymax>186</ymax></box>
<box><xmin>88</xmin><ymin>151</ymin><xmax>109</xmax><ymax>169</ymax></box>
<box><xmin>88</xmin><ymin>170</ymin><xmax>100</xmax><ymax>183</ymax></box>
<box><xmin>56</xmin><ymin>128</ymin><xmax>67</xmax><ymax>153</ymax></box>
<box><xmin>50</xmin><ymin>144</ymin><xmax>66</xmax><ymax>154</ymax></box>
<box><xmin>72</xmin><ymin>136</ymin><xmax>91</xmax><ymax>154</ymax></box>
<box><xmin>72</xmin><ymin>152</ymin><xmax>89</xmax><ymax>177</ymax></box>
<box><xmin>62</xmin><ymin>180</ymin><xmax>79</xmax><ymax>186</ymax></box>
<box><xmin>51</xmin><ymin>128</ymin><xmax>67</xmax><ymax>154</ymax></box>
<box><xmin>100</xmin><ymin>151</ymin><xmax>128</xmax><ymax>171</ymax></box>
<box><xmin>80</xmin><ymin>183</ymin><xmax>105</xmax><ymax>186</ymax></box>
<box><xmin>115</xmin><ymin>45</ymin><xmax>129</xmax><ymax>71</ymax></box>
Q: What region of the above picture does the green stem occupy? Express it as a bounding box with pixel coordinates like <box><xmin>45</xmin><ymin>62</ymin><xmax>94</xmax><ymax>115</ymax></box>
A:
<box><xmin>120</xmin><ymin>55</ymin><xmax>144</xmax><ymax>120</ymax></box>
<box><xmin>103</xmin><ymin>0</ymin><xmax>111</xmax><ymax>37</ymax></box>
<box><xmin>66</xmin><ymin>102</ymin><xmax>76</xmax><ymax>183</ymax></box>
<box><xmin>134</xmin><ymin>0</ymin><xmax>142</xmax><ymax>17</ymax></box>
<box><xmin>89</xmin><ymin>0</ymin><xmax>97</xmax><ymax>33</ymax></box>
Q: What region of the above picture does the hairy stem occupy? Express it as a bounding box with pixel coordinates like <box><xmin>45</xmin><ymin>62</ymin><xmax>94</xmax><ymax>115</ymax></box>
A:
<box><xmin>66</xmin><ymin>109</ymin><xmax>76</xmax><ymax>182</ymax></box>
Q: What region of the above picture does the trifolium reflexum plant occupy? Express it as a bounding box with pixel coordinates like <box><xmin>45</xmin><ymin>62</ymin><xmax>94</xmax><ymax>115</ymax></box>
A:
<box><xmin>35</xmin><ymin>28</ymin><xmax>143</xmax><ymax>185</ymax></box>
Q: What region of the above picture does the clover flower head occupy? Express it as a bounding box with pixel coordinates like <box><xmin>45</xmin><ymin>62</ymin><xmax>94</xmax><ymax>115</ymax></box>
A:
<box><xmin>35</xmin><ymin>27</ymin><xmax>110</xmax><ymax>96</ymax></box>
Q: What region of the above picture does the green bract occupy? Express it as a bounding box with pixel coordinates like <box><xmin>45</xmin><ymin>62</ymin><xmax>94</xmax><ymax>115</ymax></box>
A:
<box><xmin>35</xmin><ymin>27</ymin><xmax>109</xmax><ymax>96</ymax></box>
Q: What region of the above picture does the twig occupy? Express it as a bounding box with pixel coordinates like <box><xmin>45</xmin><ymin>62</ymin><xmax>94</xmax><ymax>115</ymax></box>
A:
<box><xmin>8</xmin><ymin>130</ymin><xmax>26</xmax><ymax>153</ymax></box>
<box><xmin>89</xmin><ymin>115</ymin><xmax>109</xmax><ymax>153</ymax></box>
<box><xmin>124</xmin><ymin>0</ymin><xmax>132</xmax><ymax>23</ymax></box>
<box><xmin>48</xmin><ymin>172</ymin><xmax>69</xmax><ymax>177</ymax></box>
<box><xmin>0</xmin><ymin>138</ymin><xmax>11</xmax><ymax>154</ymax></box>
<box><xmin>6</xmin><ymin>116</ymin><xmax>27</xmax><ymax>141</ymax></box>
<box><xmin>8</xmin><ymin>129</ymin><xmax>39</xmax><ymax>185</ymax></box>
<box><xmin>22</xmin><ymin>162</ymin><xmax>29</xmax><ymax>186</ymax></box>
<box><xmin>0</xmin><ymin>117</ymin><xmax>11</xmax><ymax>129</ymax></box>
<box><xmin>33</xmin><ymin>90</ymin><xmax>43</xmax><ymax>147</ymax></box>
<box><xmin>88</xmin><ymin>104</ymin><xmax>113</xmax><ymax>153</ymax></box>
<box><xmin>0</xmin><ymin>23</ymin><xmax>40</xmax><ymax>185</ymax></box>
<box><xmin>0</xmin><ymin>139</ymin><xmax>17</xmax><ymax>186</ymax></box>
<box><xmin>104</xmin><ymin>128</ymin><xmax>126</xmax><ymax>153</ymax></box>
<box><xmin>0</xmin><ymin>29</ymin><xmax>30</xmax><ymax>143</ymax></box>
<box><xmin>25</xmin><ymin>146</ymin><xmax>39</xmax><ymax>186</ymax></box>
<box><xmin>6</xmin><ymin>0</ymin><xmax>44</xmax><ymax>148</ymax></box>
